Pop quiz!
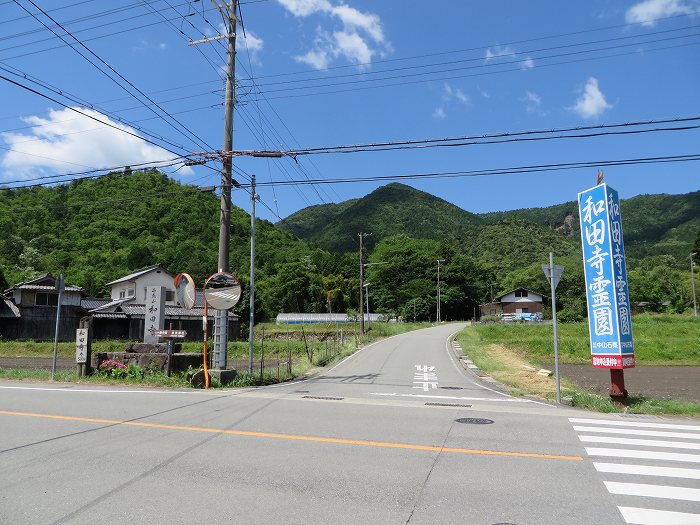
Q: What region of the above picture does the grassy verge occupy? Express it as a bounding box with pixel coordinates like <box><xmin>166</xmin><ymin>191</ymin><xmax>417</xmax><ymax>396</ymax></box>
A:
<box><xmin>469</xmin><ymin>313</ymin><xmax>700</xmax><ymax>366</ymax></box>
<box><xmin>0</xmin><ymin>368</ymin><xmax>192</xmax><ymax>387</ymax></box>
<box><xmin>457</xmin><ymin>317</ymin><xmax>700</xmax><ymax>415</ymax></box>
<box><xmin>0</xmin><ymin>321</ymin><xmax>432</xmax><ymax>387</ymax></box>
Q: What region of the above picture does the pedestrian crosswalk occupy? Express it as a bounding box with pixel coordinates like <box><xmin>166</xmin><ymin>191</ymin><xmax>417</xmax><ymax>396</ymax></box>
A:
<box><xmin>569</xmin><ymin>417</ymin><xmax>700</xmax><ymax>525</ymax></box>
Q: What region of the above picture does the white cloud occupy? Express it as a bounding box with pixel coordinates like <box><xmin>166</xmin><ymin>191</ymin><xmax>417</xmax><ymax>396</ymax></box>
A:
<box><xmin>485</xmin><ymin>45</ymin><xmax>516</xmax><ymax>61</ymax></box>
<box><xmin>159</xmin><ymin>43</ymin><xmax>167</xmax><ymax>50</ymax></box>
<box><xmin>522</xmin><ymin>91</ymin><xmax>543</xmax><ymax>113</ymax></box>
<box><xmin>330</xmin><ymin>4</ymin><xmax>384</xmax><ymax>42</ymax></box>
<box><xmin>277</xmin><ymin>0</ymin><xmax>331</xmax><ymax>16</ymax></box>
<box><xmin>455</xmin><ymin>89</ymin><xmax>469</xmax><ymax>105</ymax></box>
<box><xmin>485</xmin><ymin>46</ymin><xmax>534</xmax><ymax>69</ymax></box>
<box><xmin>479</xmin><ymin>88</ymin><xmax>490</xmax><ymax>99</ymax></box>
<box><xmin>0</xmin><ymin>108</ymin><xmax>191</xmax><ymax>180</ymax></box>
<box><xmin>442</xmin><ymin>84</ymin><xmax>453</xmax><ymax>100</ymax></box>
<box><xmin>333</xmin><ymin>30</ymin><xmax>374</xmax><ymax>64</ymax></box>
<box><xmin>520</xmin><ymin>57</ymin><xmax>535</xmax><ymax>70</ymax></box>
<box><xmin>569</xmin><ymin>77</ymin><xmax>612</xmax><ymax>119</ymax></box>
<box><xmin>441</xmin><ymin>83</ymin><xmax>469</xmax><ymax>106</ymax></box>
<box><xmin>625</xmin><ymin>0</ymin><xmax>699</xmax><ymax>26</ymax></box>
<box><xmin>279</xmin><ymin>0</ymin><xmax>388</xmax><ymax>69</ymax></box>
<box><xmin>432</xmin><ymin>107</ymin><xmax>446</xmax><ymax>120</ymax></box>
<box><xmin>295</xmin><ymin>48</ymin><xmax>330</xmax><ymax>69</ymax></box>
<box><xmin>237</xmin><ymin>30</ymin><xmax>264</xmax><ymax>64</ymax></box>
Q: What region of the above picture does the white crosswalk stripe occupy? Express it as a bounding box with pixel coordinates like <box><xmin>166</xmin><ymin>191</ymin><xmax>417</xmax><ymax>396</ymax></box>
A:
<box><xmin>570</xmin><ymin>417</ymin><xmax>700</xmax><ymax>524</ymax></box>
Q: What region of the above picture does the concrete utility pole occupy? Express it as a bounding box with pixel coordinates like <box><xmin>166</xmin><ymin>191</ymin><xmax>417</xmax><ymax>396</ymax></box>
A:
<box><xmin>358</xmin><ymin>233</ymin><xmax>367</xmax><ymax>334</ymax></box>
<box><xmin>213</xmin><ymin>0</ymin><xmax>238</xmax><ymax>371</ymax></box>
<box><xmin>436</xmin><ymin>259</ymin><xmax>445</xmax><ymax>323</ymax></box>
<box><xmin>692</xmin><ymin>252</ymin><xmax>698</xmax><ymax>317</ymax></box>
<box><xmin>248</xmin><ymin>175</ymin><xmax>257</xmax><ymax>375</ymax></box>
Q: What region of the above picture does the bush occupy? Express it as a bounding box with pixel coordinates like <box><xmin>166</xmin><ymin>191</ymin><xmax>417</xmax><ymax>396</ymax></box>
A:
<box><xmin>127</xmin><ymin>364</ymin><xmax>145</xmax><ymax>379</ymax></box>
<box><xmin>97</xmin><ymin>359</ymin><xmax>128</xmax><ymax>378</ymax></box>
<box><xmin>558</xmin><ymin>307</ymin><xmax>583</xmax><ymax>323</ymax></box>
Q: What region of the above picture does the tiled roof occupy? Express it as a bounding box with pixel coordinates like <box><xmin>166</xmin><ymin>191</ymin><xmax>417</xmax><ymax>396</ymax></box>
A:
<box><xmin>81</xmin><ymin>297</ymin><xmax>113</xmax><ymax>310</ymax></box>
<box><xmin>106</xmin><ymin>264</ymin><xmax>169</xmax><ymax>286</ymax></box>
<box><xmin>0</xmin><ymin>297</ymin><xmax>20</xmax><ymax>318</ymax></box>
<box><xmin>4</xmin><ymin>273</ymin><xmax>83</xmax><ymax>294</ymax></box>
<box><xmin>14</xmin><ymin>284</ymin><xmax>83</xmax><ymax>292</ymax></box>
<box><xmin>92</xmin><ymin>312</ymin><xmax>128</xmax><ymax>319</ymax></box>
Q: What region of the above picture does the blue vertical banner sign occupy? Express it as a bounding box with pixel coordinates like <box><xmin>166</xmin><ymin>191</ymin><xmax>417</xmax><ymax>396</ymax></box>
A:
<box><xmin>578</xmin><ymin>184</ymin><xmax>635</xmax><ymax>369</ymax></box>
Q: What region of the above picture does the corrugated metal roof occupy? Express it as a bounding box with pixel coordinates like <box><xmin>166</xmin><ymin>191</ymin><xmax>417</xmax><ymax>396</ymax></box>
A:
<box><xmin>276</xmin><ymin>313</ymin><xmax>384</xmax><ymax>324</ymax></box>
<box><xmin>89</xmin><ymin>297</ymin><xmax>133</xmax><ymax>312</ymax></box>
<box><xmin>81</xmin><ymin>297</ymin><xmax>112</xmax><ymax>310</ymax></box>
<box><xmin>106</xmin><ymin>264</ymin><xmax>169</xmax><ymax>286</ymax></box>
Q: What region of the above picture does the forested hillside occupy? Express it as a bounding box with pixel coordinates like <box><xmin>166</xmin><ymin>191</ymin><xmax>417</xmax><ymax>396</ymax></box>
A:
<box><xmin>1</xmin><ymin>172</ymin><xmax>698</xmax><ymax>321</ymax></box>
<box><xmin>280</xmin><ymin>183</ymin><xmax>485</xmax><ymax>252</ymax></box>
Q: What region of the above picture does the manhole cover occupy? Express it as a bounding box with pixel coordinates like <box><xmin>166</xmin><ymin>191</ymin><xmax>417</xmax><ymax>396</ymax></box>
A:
<box><xmin>455</xmin><ymin>417</ymin><xmax>494</xmax><ymax>425</ymax></box>
<box><xmin>439</xmin><ymin>386</ymin><xmax>463</xmax><ymax>390</ymax></box>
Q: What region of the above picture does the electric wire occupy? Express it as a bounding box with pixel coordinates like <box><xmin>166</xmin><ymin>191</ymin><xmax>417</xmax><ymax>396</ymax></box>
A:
<box><xmin>12</xmin><ymin>0</ymin><xmax>216</xmax><ymax>155</ymax></box>
<box><xmin>244</xmin><ymin>153</ymin><xmax>700</xmax><ymax>187</ymax></box>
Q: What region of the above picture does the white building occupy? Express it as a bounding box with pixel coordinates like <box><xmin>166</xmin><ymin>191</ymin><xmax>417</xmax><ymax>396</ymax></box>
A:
<box><xmin>106</xmin><ymin>264</ymin><xmax>177</xmax><ymax>304</ymax></box>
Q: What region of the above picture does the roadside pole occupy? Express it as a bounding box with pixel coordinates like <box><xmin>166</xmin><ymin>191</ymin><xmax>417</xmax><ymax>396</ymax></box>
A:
<box><xmin>542</xmin><ymin>254</ymin><xmax>563</xmax><ymax>404</ymax></box>
<box><xmin>51</xmin><ymin>273</ymin><xmax>64</xmax><ymax>380</ymax></box>
<box><xmin>248</xmin><ymin>175</ymin><xmax>257</xmax><ymax>375</ymax></box>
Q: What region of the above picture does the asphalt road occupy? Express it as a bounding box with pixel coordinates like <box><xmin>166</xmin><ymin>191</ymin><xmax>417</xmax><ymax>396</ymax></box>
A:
<box><xmin>1</xmin><ymin>324</ymin><xmax>697</xmax><ymax>525</ymax></box>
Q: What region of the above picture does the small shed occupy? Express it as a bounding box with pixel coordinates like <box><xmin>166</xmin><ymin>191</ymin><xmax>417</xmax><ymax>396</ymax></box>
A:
<box><xmin>1</xmin><ymin>273</ymin><xmax>85</xmax><ymax>340</ymax></box>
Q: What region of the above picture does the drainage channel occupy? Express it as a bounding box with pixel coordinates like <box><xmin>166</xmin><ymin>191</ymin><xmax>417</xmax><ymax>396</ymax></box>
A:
<box><xmin>301</xmin><ymin>395</ymin><xmax>344</xmax><ymax>401</ymax></box>
<box><xmin>425</xmin><ymin>402</ymin><xmax>472</xmax><ymax>408</ymax></box>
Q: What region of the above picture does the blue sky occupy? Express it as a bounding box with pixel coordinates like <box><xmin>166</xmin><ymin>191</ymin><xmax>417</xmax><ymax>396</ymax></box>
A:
<box><xmin>0</xmin><ymin>0</ymin><xmax>698</xmax><ymax>221</ymax></box>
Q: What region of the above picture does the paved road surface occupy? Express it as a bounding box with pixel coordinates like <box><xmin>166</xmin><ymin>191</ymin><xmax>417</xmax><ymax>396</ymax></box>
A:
<box><xmin>1</xmin><ymin>324</ymin><xmax>698</xmax><ymax>524</ymax></box>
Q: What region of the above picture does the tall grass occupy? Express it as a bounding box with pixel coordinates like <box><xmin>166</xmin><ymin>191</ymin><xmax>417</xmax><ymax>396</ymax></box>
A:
<box><xmin>472</xmin><ymin>314</ymin><xmax>700</xmax><ymax>365</ymax></box>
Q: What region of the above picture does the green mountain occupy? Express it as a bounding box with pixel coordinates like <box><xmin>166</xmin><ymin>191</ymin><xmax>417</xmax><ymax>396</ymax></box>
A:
<box><xmin>481</xmin><ymin>190</ymin><xmax>700</xmax><ymax>262</ymax></box>
<box><xmin>279</xmin><ymin>183</ymin><xmax>485</xmax><ymax>252</ymax></box>
<box><xmin>0</xmin><ymin>170</ymin><xmax>320</xmax><ymax>299</ymax></box>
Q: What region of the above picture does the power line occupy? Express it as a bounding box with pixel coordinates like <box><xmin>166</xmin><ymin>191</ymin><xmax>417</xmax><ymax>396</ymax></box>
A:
<box><xmin>13</xmin><ymin>0</ymin><xmax>217</xmax><ymax>155</ymax></box>
<box><xmin>248</xmin><ymin>40</ymin><xmax>700</xmax><ymax>102</ymax></box>
<box><xmin>0</xmin><ymin>73</ymin><xmax>195</xmax><ymax>157</ymax></box>
<box><xmin>238</xmin><ymin>23</ymin><xmax>700</xmax><ymax>91</ymax></box>
<box><xmin>246</xmin><ymin>153</ymin><xmax>700</xmax><ymax>188</ymax></box>
<box><xmin>239</xmin><ymin>30</ymin><xmax>700</xmax><ymax>97</ymax></box>
<box><xmin>230</xmin><ymin>116</ymin><xmax>700</xmax><ymax>157</ymax></box>
<box><xmin>232</xmin><ymin>9</ymin><xmax>700</xmax><ymax>83</ymax></box>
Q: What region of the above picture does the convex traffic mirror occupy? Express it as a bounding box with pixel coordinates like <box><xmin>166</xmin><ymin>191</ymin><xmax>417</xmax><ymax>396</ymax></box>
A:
<box><xmin>204</xmin><ymin>272</ymin><xmax>242</xmax><ymax>310</ymax></box>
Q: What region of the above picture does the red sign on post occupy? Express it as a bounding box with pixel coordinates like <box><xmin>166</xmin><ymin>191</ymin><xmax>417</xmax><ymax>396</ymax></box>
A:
<box><xmin>153</xmin><ymin>329</ymin><xmax>187</xmax><ymax>338</ymax></box>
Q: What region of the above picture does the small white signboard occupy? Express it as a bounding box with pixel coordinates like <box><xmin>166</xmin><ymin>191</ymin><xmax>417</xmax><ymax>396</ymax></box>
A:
<box><xmin>76</xmin><ymin>328</ymin><xmax>88</xmax><ymax>364</ymax></box>
<box><xmin>144</xmin><ymin>286</ymin><xmax>166</xmax><ymax>344</ymax></box>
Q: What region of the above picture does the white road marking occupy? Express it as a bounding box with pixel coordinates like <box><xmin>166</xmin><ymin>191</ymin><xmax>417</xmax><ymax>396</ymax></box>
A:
<box><xmin>0</xmin><ymin>385</ymin><xmax>220</xmax><ymax>395</ymax></box>
<box><xmin>579</xmin><ymin>435</ymin><xmax>700</xmax><ymax>450</ymax></box>
<box><xmin>574</xmin><ymin>425</ymin><xmax>700</xmax><ymax>440</ymax></box>
<box><xmin>605</xmin><ymin>481</ymin><xmax>700</xmax><ymax>502</ymax></box>
<box><xmin>593</xmin><ymin>462</ymin><xmax>700</xmax><ymax>479</ymax></box>
<box><xmin>570</xmin><ymin>417</ymin><xmax>700</xmax><ymax>432</ymax></box>
<box><xmin>618</xmin><ymin>507</ymin><xmax>700</xmax><ymax>525</ymax></box>
<box><xmin>585</xmin><ymin>447</ymin><xmax>700</xmax><ymax>463</ymax></box>
<box><xmin>370</xmin><ymin>392</ymin><xmax>538</xmax><ymax>403</ymax></box>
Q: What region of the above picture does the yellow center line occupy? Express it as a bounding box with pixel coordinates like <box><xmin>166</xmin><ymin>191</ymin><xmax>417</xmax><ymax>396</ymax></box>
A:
<box><xmin>0</xmin><ymin>410</ymin><xmax>583</xmax><ymax>461</ymax></box>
